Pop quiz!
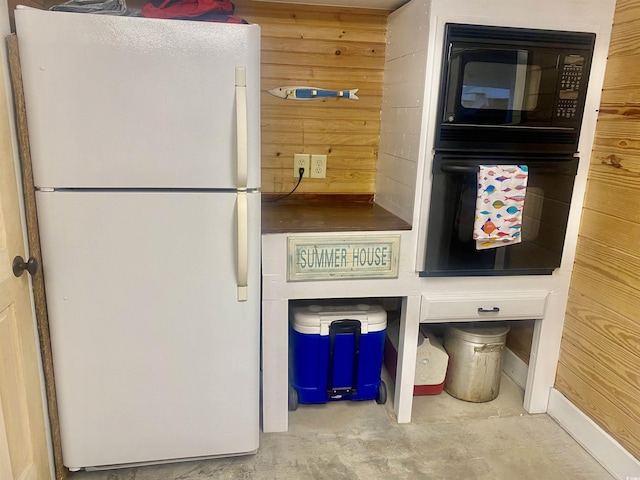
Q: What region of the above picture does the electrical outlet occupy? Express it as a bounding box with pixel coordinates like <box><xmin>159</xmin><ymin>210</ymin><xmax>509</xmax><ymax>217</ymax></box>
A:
<box><xmin>310</xmin><ymin>154</ymin><xmax>327</xmax><ymax>178</ymax></box>
<box><xmin>293</xmin><ymin>154</ymin><xmax>310</xmax><ymax>178</ymax></box>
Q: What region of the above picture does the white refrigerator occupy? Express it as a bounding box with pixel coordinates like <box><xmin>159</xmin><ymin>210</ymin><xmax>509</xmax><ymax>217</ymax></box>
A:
<box><xmin>15</xmin><ymin>7</ymin><xmax>261</xmax><ymax>470</ymax></box>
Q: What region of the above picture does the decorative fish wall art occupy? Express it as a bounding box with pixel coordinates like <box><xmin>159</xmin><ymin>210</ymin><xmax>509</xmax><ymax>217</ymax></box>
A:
<box><xmin>267</xmin><ymin>86</ymin><xmax>359</xmax><ymax>100</ymax></box>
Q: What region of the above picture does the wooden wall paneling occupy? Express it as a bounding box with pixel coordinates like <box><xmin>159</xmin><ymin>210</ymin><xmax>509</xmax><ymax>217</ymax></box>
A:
<box><xmin>236</xmin><ymin>1</ymin><xmax>389</xmax><ymax>35</ymax></box>
<box><xmin>600</xmin><ymin>58</ymin><xmax>640</xmax><ymax>104</ymax></box>
<box><xmin>559</xmin><ymin>0</ymin><xmax>640</xmax><ymax>460</ymax></box>
<box><xmin>593</xmin><ymin>112</ymin><xmax>640</xmax><ymax>139</ymax></box>
<box><xmin>260</xmin><ymin>49</ymin><xmax>382</xmax><ymax>69</ymax></box>
<box><xmin>561</xmin><ymin>317</ymin><xmax>640</xmax><ymax>417</ymax></box>
<box><xmin>566</xmin><ymin>290</ymin><xmax>640</xmax><ymax>359</ymax></box>
<box><xmin>592</xmin><ymin>111</ymin><xmax>640</xmax><ymax>139</ymax></box>
<box><xmin>235</xmin><ymin>0</ymin><xmax>388</xmax><ymax>194</ymax></box>
<box><xmin>260</xmin><ymin>167</ymin><xmax>377</xmax><ymax>194</ymax></box>
<box><xmin>261</xmin><ymin>144</ymin><xmax>378</xmax><ymax>168</ymax></box>
<box><xmin>587</xmin><ymin>162</ymin><xmax>640</xmax><ymax>189</ymax></box>
<box><xmin>577</xmin><ymin>209</ymin><xmax>640</xmax><ymax>260</ymax></box>
<box><xmin>581</xmin><ymin>180</ymin><xmax>640</xmax><ymax>230</ymax></box>
<box><xmin>600</xmin><ymin>1</ymin><xmax>640</xmax><ymax>104</ymax></box>
<box><xmin>555</xmin><ymin>361</ymin><xmax>640</xmax><ymax>460</ymax></box>
<box><xmin>591</xmin><ymin>152</ymin><xmax>640</xmax><ymax>181</ymax></box>
<box><xmin>610</xmin><ymin>0</ymin><xmax>640</xmax><ymax>24</ymax></box>
<box><xmin>570</xmin><ymin>262</ymin><xmax>639</xmax><ymax>322</ymax></box>
<box><xmin>573</xmin><ymin>236</ymin><xmax>640</xmax><ymax>292</ymax></box>
<box><xmin>590</xmin><ymin>113</ymin><xmax>640</xmax><ymax>180</ymax></box>
<box><xmin>603</xmin><ymin>2</ymin><xmax>640</xmax><ymax>58</ymax></box>
<box><xmin>505</xmin><ymin>320</ymin><xmax>534</xmax><ymax>364</ymax></box>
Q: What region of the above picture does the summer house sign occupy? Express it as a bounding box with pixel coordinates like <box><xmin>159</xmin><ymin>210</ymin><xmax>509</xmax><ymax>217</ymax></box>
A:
<box><xmin>287</xmin><ymin>234</ymin><xmax>400</xmax><ymax>281</ymax></box>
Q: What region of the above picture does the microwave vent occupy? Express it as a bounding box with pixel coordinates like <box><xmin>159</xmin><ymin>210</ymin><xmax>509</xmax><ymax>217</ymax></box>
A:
<box><xmin>437</xmin><ymin>126</ymin><xmax>578</xmax><ymax>151</ymax></box>
<box><xmin>447</xmin><ymin>24</ymin><xmax>596</xmax><ymax>48</ymax></box>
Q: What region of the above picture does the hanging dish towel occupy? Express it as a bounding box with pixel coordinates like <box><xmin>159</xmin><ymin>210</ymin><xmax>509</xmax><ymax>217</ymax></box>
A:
<box><xmin>473</xmin><ymin>165</ymin><xmax>528</xmax><ymax>250</ymax></box>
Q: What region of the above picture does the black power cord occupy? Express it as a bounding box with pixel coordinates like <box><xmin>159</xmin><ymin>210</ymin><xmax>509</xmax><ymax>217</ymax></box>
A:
<box><xmin>265</xmin><ymin>167</ymin><xmax>305</xmax><ymax>202</ymax></box>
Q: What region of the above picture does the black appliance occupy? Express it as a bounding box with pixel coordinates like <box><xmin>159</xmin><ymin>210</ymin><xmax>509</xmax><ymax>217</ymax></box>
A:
<box><xmin>422</xmin><ymin>23</ymin><xmax>595</xmax><ymax>277</ymax></box>
<box><xmin>422</xmin><ymin>153</ymin><xmax>578</xmax><ymax>276</ymax></box>
<box><xmin>436</xmin><ymin>23</ymin><xmax>595</xmax><ymax>153</ymax></box>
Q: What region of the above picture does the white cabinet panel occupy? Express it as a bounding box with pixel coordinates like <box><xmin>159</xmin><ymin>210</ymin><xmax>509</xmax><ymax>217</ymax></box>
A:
<box><xmin>420</xmin><ymin>291</ymin><xmax>548</xmax><ymax>322</ymax></box>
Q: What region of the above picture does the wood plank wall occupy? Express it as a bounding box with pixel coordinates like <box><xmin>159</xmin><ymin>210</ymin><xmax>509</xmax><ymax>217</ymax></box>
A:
<box><xmin>234</xmin><ymin>0</ymin><xmax>388</xmax><ymax>194</ymax></box>
<box><xmin>555</xmin><ymin>0</ymin><xmax>640</xmax><ymax>460</ymax></box>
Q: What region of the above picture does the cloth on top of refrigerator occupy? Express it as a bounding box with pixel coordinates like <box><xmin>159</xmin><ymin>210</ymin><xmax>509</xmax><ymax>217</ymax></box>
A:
<box><xmin>141</xmin><ymin>0</ymin><xmax>247</xmax><ymax>23</ymax></box>
<box><xmin>473</xmin><ymin>164</ymin><xmax>528</xmax><ymax>250</ymax></box>
<box><xmin>50</xmin><ymin>0</ymin><xmax>128</xmax><ymax>15</ymax></box>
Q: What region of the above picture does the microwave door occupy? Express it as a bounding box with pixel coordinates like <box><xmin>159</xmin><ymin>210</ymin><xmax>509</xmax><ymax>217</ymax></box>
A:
<box><xmin>512</xmin><ymin>50</ymin><xmax>530</xmax><ymax>121</ymax></box>
<box><xmin>453</xmin><ymin>49</ymin><xmax>543</xmax><ymax>123</ymax></box>
<box><xmin>436</xmin><ymin>23</ymin><xmax>596</xmax><ymax>153</ymax></box>
<box><xmin>448</xmin><ymin>48</ymin><xmax>528</xmax><ymax>125</ymax></box>
<box><xmin>511</xmin><ymin>51</ymin><xmax>543</xmax><ymax>123</ymax></box>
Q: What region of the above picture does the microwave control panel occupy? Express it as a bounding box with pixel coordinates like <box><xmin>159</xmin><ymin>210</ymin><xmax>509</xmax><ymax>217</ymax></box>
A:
<box><xmin>556</xmin><ymin>54</ymin><xmax>585</xmax><ymax>119</ymax></box>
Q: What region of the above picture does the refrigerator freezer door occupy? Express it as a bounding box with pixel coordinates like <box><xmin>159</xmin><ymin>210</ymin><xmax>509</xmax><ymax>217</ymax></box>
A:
<box><xmin>35</xmin><ymin>190</ymin><xmax>260</xmax><ymax>468</ymax></box>
<box><xmin>16</xmin><ymin>8</ymin><xmax>260</xmax><ymax>190</ymax></box>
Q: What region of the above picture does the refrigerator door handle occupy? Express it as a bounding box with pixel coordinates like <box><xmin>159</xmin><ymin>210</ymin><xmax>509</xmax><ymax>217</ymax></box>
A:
<box><xmin>235</xmin><ymin>66</ymin><xmax>248</xmax><ymax>190</ymax></box>
<box><xmin>237</xmin><ymin>190</ymin><xmax>248</xmax><ymax>302</ymax></box>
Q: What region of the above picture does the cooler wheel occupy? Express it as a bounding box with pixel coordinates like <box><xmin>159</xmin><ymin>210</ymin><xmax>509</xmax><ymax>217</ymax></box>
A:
<box><xmin>288</xmin><ymin>385</ymin><xmax>299</xmax><ymax>411</ymax></box>
<box><xmin>375</xmin><ymin>380</ymin><xmax>387</xmax><ymax>405</ymax></box>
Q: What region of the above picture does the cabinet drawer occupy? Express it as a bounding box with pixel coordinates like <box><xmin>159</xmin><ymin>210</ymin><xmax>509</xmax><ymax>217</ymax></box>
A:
<box><xmin>420</xmin><ymin>291</ymin><xmax>548</xmax><ymax>321</ymax></box>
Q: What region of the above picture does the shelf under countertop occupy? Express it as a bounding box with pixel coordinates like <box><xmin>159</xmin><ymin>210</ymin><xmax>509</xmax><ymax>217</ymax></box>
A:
<box><xmin>261</xmin><ymin>194</ymin><xmax>412</xmax><ymax>234</ymax></box>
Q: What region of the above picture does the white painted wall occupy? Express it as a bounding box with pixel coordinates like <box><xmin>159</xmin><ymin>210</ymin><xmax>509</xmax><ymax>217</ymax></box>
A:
<box><xmin>375</xmin><ymin>0</ymin><xmax>430</xmax><ymax>224</ymax></box>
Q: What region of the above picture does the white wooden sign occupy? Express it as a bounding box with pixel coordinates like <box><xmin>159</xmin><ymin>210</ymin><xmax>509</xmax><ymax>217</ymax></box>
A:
<box><xmin>287</xmin><ymin>234</ymin><xmax>401</xmax><ymax>281</ymax></box>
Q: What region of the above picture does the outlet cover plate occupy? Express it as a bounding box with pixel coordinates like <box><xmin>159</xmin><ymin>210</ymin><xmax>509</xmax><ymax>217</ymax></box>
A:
<box><xmin>311</xmin><ymin>154</ymin><xmax>327</xmax><ymax>178</ymax></box>
<box><xmin>293</xmin><ymin>153</ymin><xmax>310</xmax><ymax>178</ymax></box>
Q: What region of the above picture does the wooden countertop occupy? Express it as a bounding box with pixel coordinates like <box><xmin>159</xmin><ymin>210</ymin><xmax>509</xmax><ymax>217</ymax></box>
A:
<box><xmin>262</xmin><ymin>194</ymin><xmax>412</xmax><ymax>234</ymax></box>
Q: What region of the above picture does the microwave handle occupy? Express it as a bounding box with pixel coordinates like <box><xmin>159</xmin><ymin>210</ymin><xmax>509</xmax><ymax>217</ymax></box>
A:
<box><xmin>441</xmin><ymin>164</ymin><xmax>477</xmax><ymax>173</ymax></box>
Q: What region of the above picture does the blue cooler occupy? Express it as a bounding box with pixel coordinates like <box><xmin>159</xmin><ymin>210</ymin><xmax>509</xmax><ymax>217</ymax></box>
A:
<box><xmin>289</xmin><ymin>302</ymin><xmax>387</xmax><ymax>410</ymax></box>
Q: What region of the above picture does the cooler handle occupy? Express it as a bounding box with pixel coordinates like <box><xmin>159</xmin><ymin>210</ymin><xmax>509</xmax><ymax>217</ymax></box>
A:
<box><xmin>326</xmin><ymin>319</ymin><xmax>361</xmax><ymax>398</ymax></box>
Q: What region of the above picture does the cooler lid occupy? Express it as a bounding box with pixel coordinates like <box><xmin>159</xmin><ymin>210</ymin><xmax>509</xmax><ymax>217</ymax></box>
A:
<box><xmin>447</xmin><ymin>323</ymin><xmax>510</xmax><ymax>344</ymax></box>
<box><xmin>291</xmin><ymin>303</ymin><xmax>387</xmax><ymax>335</ymax></box>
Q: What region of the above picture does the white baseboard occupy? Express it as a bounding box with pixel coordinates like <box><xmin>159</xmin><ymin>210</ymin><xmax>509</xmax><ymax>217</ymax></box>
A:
<box><xmin>502</xmin><ymin>347</ymin><xmax>528</xmax><ymax>390</ymax></box>
<box><xmin>548</xmin><ymin>388</ymin><xmax>640</xmax><ymax>480</ymax></box>
<box><xmin>500</xmin><ymin>353</ymin><xmax>639</xmax><ymax>478</ymax></box>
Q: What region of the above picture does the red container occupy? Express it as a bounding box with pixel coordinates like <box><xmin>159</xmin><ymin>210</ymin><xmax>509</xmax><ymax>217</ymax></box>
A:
<box><xmin>384</xmin><ymin>323</ymin><xmax>449</xmax><ymax>395</ymax></box>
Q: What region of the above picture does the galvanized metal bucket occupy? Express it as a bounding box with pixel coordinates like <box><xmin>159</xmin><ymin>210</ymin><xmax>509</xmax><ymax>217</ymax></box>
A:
<box><xmin>443</xmin><ymin>323</ymin><xmax>510</xmax><ymax>402</ymax></box>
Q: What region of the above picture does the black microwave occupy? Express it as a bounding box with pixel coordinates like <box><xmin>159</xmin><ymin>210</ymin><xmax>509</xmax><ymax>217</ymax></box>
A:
<box><xmin>435</xmin><ymin>23</ymin><xmax>596</xmax><ymax>153</ymax></box>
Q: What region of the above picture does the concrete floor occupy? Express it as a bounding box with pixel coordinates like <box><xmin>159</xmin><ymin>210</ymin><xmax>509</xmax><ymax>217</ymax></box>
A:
<box><xmin>69</xmin><ymin>373</ymin><xmax>614</xmax><ymax>480</ymax></box>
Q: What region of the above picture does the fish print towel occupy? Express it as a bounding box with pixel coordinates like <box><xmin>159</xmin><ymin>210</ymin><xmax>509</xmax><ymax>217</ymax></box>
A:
<box><xmin>473</xmin><ymin>165</ymin><xmax>528</xmax><ymax>250</ymax></box>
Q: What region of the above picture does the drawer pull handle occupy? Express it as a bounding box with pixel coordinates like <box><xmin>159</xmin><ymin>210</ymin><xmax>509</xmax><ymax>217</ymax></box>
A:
<box><xmin>478</xmin><ymin>307</ymin><xmax>500</xmax><ymax>313</ymax></box>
